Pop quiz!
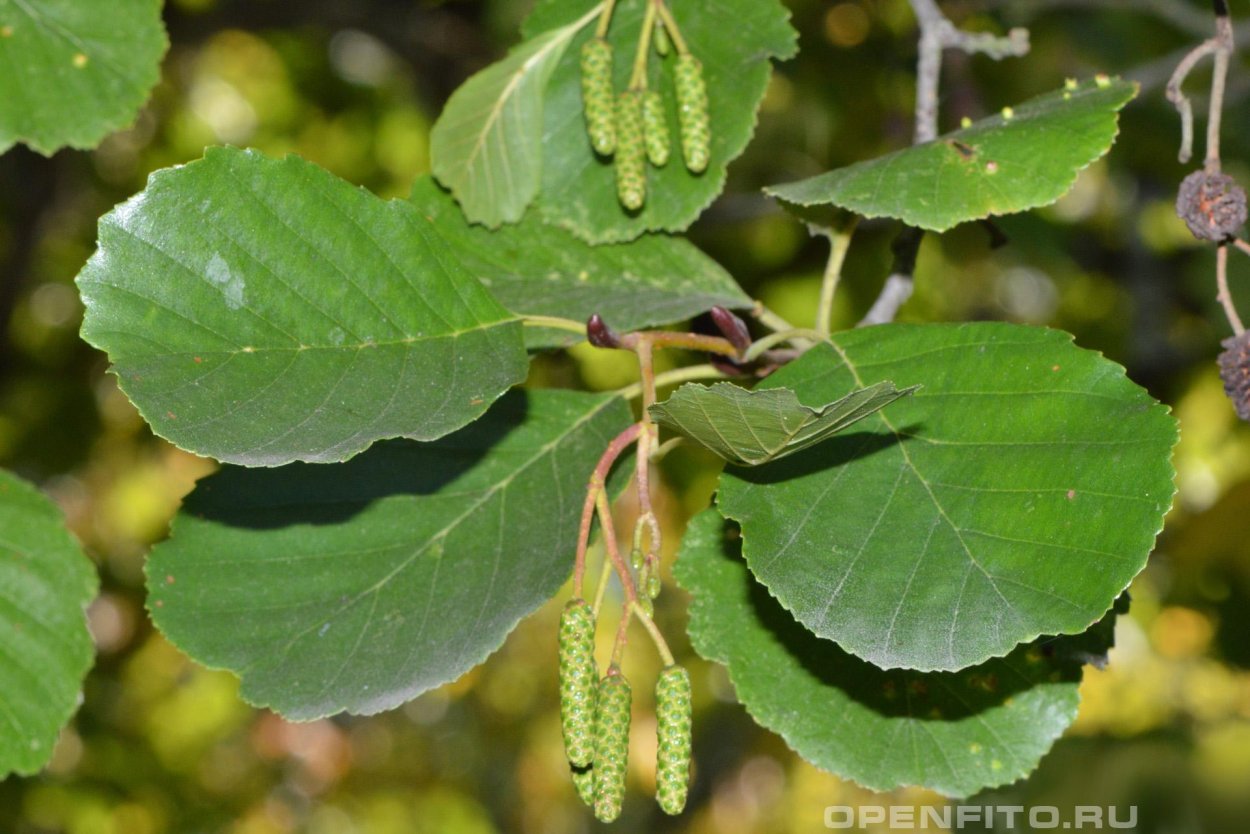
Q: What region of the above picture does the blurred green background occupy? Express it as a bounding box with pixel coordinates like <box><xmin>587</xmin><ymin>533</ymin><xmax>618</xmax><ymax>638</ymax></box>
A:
<box><xmin>2</xmin><ymin>0</ymin><xmax>1250</xmax><ymax>831</ymax></box>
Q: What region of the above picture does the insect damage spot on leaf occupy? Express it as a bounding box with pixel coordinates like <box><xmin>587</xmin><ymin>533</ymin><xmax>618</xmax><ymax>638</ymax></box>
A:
<box><xmin>946</xmin><ymin>139</ymin><xmax>977</xmax><ymax>160</ymax></box>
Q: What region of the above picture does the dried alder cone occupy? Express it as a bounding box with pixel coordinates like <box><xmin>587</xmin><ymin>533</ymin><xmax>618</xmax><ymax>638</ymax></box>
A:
<box><xmin>1218</xmin><ymin>331</ymin><xmax>1250</xmax><ymax>421</ymax></box>
<box><xmin>1176</xmin><ymin>170</ymin><xmax>1248</xmax><ymax>241</ymax></box>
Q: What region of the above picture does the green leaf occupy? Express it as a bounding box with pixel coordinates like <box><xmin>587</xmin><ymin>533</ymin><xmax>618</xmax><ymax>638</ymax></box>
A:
<box><xmin>649</xmin><ymin>380</ymin><xmax>916</xmax><ymax>466</ymax></box>
<box><xmin>146</xmin><ymin>389</ymin><xmax>632</xmax><ymax>720</ymax></box>
<box><xmin>0</xmin><ymin>470</ymin><xmax>97</xmax><ymax>777</ymax></box>
<box><xmin>717</xmin><ymin>323</ymin><xmax>1177</xmax><ymax>671</ymax></box>
<box><xmin>429</xmin><ymin>6</ymin><xmax>601</xmax><ymax>228</ymax></box>
<box><xmin>0</xmin><ymin>0</ymin><xmax>166</xmax><ymax>154</ymax></box>
<box><xmin>675</xmin><ymin>508</ymin><xmax>1114</xmax><ymax>798</ymax></box>
<box><xmin>76</xmin><ymin>147</ymin><xmax>529</xmax><ymax>467</ymax></box>
<box><xmin>411</xmin><ymin>177</ymin><xmax>751</xmax><ymax>349</ymax></box>
<box><xmin>765</xmin><ymin>78</ymin><xmax>1137</xmax><ymax>233</ymax></box>
<box><xmin>522</xmin><ymin>0</ymin><xmax>797</xmax><ymax>243</ymax></box>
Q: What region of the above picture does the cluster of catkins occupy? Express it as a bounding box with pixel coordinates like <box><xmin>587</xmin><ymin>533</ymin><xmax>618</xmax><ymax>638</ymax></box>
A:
<box><xmin>558</xmin><ymin>598</ymin><xmax>692</xmax><ymax>821</ymax></box>
<box><xmin>579</xmin><ymin>7</ymin><xmax>710</xmax><ymax>211</ymax></box>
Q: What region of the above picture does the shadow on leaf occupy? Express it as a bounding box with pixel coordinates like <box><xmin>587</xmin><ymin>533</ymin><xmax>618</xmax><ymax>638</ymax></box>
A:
<box><xmin>181</xmin><ymin>391</ymin><xmax>530</xmax><ymax>529</ymax></box>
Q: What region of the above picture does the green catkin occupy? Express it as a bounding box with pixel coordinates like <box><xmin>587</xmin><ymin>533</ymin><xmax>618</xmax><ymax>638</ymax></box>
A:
<box><xmin>674</xmin><ymin>53</ymin><xmax>710</xmax><ymax>173</ymax></box>
<box><xmin>580</xmin><ymin>38</ymin><xmax>617</xmax><ymax>155</ymax></box>
<box><xmin>571</xmin><ymin>764</ymin><xmax>596</xmax><ymax>807</ymax></box>
<box><xmin>654</xmin><ymin>19</ymin><xmax>671</xmax><ymax>56</ymax></box>
<box><xmin>643</xmin><ymin>90</ymin><xmax>670</xmax><ymax>167</ymax></box>
<box><xmin>614</xmin><ymin>91</ymin><xmax>646</xmax><ymax>210</ymax></box>
<box><xmin>558</xmin><ymin>598</ymin><xmax>598</xmax><ymax>768</ymax></box>
<box><xmin>592</xmin><ymin>669</ymin><xmax>633</xmax><ymax>822</ymax></box>
<box><xmin>646</xmin><ymin>573</ymin><xmax>662</xmax><ymax>600</ymax></box>
<box><xmin>630</xmin><ymin>546</ymin><xmax>644</xmax><ymax>571</ymax></box>
<box><xmin>654</xmin><ymin>665</ymin><xmax>693</xmax><ymax>815</ymax></box>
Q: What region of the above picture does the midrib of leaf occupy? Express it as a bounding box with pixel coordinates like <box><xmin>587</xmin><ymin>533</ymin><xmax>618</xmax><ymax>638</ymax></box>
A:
<box><xmin>823</xmin><ymin>339</ymin><xmax>1020</xmax><ymax>659</ymax></box>
<box><xmin>461</xmin><ymin>4</ymin><xmax>602</xmax><ymax>192</ymax></box>
<box><xmin>264</xmin><ymin>393</ymin><xmax>622</xmax><ymax>660</ymax></box>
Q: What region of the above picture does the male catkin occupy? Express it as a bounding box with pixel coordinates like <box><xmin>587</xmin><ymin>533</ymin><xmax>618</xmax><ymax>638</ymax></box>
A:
<box><xmin>643</xmin><ymin>90</ymin><xmax>670</xmax><ymax>167</ymax></box>
<box><xmin>615</xmin><ymin>91</ymin><xmax>647</xmax><ymax>210</ymax></box>
<box><xmin>571</xmin><ymin>764</ymin><xmax>596</xmax><ymax>807</ymax></box>
<box><xmin>654</xmin><ymin>665</ymin><xmax>692</xmax><ymax>814</ymax></box>
<box><xmin>674</xmin><ymin>54</ymin><xmax>710</xmax><ymax>173</ymax></box>
<box><xmin>592</xmin><ymin>669</ymin><xmax>632</xmax><ymax>822</ymax></box>
<box><xmin>558</xmin><ymin>598</ymin><xmax>597</xmax><ymax>767</ymax></box>
<box><xmin>580</xmin><ymin>38</ymin><xmax>617</xmax><ymax>155</ymax></box>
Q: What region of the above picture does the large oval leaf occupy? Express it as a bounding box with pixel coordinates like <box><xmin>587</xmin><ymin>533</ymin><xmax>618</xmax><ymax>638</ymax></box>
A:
<box><xmin>766</xmin><ymin>78</ymin><xmax>1136</xmax><ymax>232</ymax></box>
<box><xmin>676</xmin><ymin>508</ymin><xmax>1115</xmax><ymax>798</ymax></box>
<box><xmin>412</xmin><ymin>177</ymin><xmax>751</xmax><ymax>349</ymax></box>
<box><xmin>146</xmin><ymin>389</ymin><xmax>632</xmax><ymax>720</ymax></box>
<box><xmin>429</xmin><ymin>7</ymin><xmax>600</xmax><ymax>227</ymax></box>
<box><xmin>0</xmin><ymin>470</ymin><xmax>97</xmax><ymax>777</ymax></box>
<box><xmin>0</xmin><ymin>0</ymin><xmax>166</xmax><ymax>154</ymax></box>
<box><xmin>523</xmin><ymin>0</ymin><xmax>797</xmax><ymax>243</ymax></box>
<box><xmin>77</xmin><ymin>147</ymin><xmax>528</xmax><ymax>467</ymax></box>
<box><xmin>717</xmin><ymin>323</ymin><xmax>1177</xmax><ymax>671</ymax></box>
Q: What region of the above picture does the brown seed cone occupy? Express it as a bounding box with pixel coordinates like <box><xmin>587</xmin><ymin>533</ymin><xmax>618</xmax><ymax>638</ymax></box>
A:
<box><xmin>1177</xmin><ymin>170</ymin><xmax>1248</xmax><ymax>241</ymax></box>
<box><xmin>1218</xmin><ymin>331</ymin><xmax>1250</xmax><ymax>420</ymax></box>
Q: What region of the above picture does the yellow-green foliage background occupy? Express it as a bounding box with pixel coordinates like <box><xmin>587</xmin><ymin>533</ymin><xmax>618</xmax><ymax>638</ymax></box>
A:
<box><xmin>2</xmin><ymin>1</ymin><xmax>1249</xmax><ymax>831</ymax></box>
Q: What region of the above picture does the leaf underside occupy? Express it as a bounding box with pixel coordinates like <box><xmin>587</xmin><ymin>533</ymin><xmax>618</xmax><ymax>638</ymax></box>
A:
<box><xmin>649</xmin><ymin>380</ymin><xmax>917</xmax><ymax>466</ymax></box>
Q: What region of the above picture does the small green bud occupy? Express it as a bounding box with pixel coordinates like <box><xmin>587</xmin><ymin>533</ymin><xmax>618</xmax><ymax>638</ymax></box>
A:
<box><xmin>580</xmin><ymin>38</ymin><xmax>617</xmax><ymax>155</ymax></box>
<box><xmin>643</xmin><ymin>90</ymin><xmax>670</xmax><ymax>167</ymax></box>
<box><xmin>653</xmin><ymin>19</ymin><xmax>671</xmax><ymax>56</ymax></box>
<box><xmin>646</xmin><ymin>573</ymin><xmax>662</xmax><ymax>599</ymax></box>
<box><xmin>614</xmin><ymin>90</ymin><xmax>646</xmax><ymax>210</ymax></box>
<box><xmin>630</xmin><ymin>546</ymin><xmax>644</xmax><ymax>571</ymax></box>
<box><xmin>558</xmin><ymin>598</ymin><xmax>598</xmax><ymax>767</ymax></box>
<box><xmin>654</xmin><ymin>665</ymin><xmax>692</xmax><ymax>815</ymax></box>
<box><xmin>592</xmin><ymin>668</ymin><xmax>632</xmax><ymax>822</ymax></box>
<box><xmin>674</xmin><ymin>54</ymin><xmax>710</xmax><ymax>173</ymax></box>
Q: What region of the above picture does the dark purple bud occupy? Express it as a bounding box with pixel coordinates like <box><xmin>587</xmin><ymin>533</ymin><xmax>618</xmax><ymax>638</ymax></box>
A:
<box><xmin>587</xmin><ymin>314</ymin><xmax>622</xmax><ymax>349</ymax></box>
<box><xmin>709</xmin><ymin>306</ymin><xmax>750</xmax><ymax>354</ymax></box>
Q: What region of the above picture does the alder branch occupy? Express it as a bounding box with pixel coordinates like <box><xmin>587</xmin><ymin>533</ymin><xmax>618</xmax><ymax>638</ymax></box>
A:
<box><xmin>860</xmin><ymin>1</ymin><xmax>1028</xmax><ymax>326</ymax></box>
<box><xmin>1167</xmin><ymin>1</ymin><xmax>1234</xmax><ymax>168</ymax></box>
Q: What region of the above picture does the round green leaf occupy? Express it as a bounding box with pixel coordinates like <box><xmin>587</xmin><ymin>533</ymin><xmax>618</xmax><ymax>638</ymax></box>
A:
<box><xmin>676</xmin><ymin>508</ymin><xmax>1114</xmax><ymax>798</ymax></box>
<box><xmin>766</xmin><ymin>78</ymin><xmax>1137</xmax><ymax>232</ymax></box>
<box><xmin>0</xmin><ymin>470</ymin><xmax>97</xmax><ymax>777</ymax></box>
<box><xmin>146</xmin><ymin>389</ymin><xmax>632</xmax><ymax>720</ymax></box>
<box><xmin>717</xmin><ymin>323</ymin><xmax>1177</xmax><ymax>671</ymax></box>
<box><xmin>0</xmin><ymin>0</ymin><xmax>166</xmax><ymax>154</ymax></box>
<box><xmin>76</xmin><ymin>147</ymin><xmax>528</xmax><ymax>467</ymax></box>
<box><xmin>523</xmin><ymin>0</ymin><xmax>797</xmax><ymax>243</ymax></box>
<box><xmin>412</xmin><ymin>176</ymin><xmax>751</xmax><ymax>349</ymax></box>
